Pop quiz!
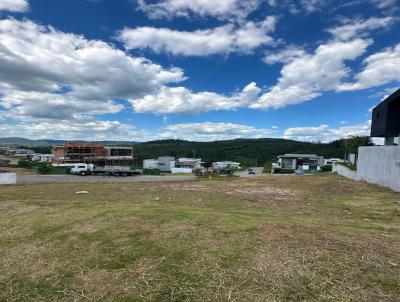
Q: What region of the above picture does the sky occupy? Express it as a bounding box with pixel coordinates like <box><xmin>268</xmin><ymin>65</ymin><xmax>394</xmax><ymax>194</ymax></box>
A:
<box><xmin>0</xmin><ymin>0</ymin><xmax>399</xmax><ymax>142</ymax></box>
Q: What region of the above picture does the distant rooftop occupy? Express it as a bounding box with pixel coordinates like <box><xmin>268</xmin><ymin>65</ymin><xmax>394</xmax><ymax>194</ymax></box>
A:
<box><xmin>278</xmin><ymin>154</ymin><xmax>322</xmax><ymax>158</ymax></box>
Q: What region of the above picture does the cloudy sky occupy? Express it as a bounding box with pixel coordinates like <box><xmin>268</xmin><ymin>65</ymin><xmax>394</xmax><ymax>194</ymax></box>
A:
<box><xmin>0</xmin><ymin>0</ymin><xmax>399</xmax><ymax>142</ymax></box>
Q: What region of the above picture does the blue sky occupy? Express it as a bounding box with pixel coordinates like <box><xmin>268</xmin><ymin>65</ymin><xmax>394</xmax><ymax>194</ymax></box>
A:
<box><xmin>0</xmin><ymin>0</ymin><xmax>399</xmax><ymax>142</ymax></box>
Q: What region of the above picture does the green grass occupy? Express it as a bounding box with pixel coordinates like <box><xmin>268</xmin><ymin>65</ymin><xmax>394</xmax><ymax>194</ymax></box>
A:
<box><xmin>0</xmin><ymin>174</ymin><xmax>399</xmax><ymax>301</ymax></box>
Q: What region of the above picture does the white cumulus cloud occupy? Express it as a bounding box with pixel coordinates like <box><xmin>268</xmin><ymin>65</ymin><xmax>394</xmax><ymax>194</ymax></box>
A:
<box><xmin>137</xmin><ymin>0</ymin><xmax>262</xmax><ymax>21</ymax></box>
<box><xmin>0</xmin><ymin>18</ymin><xmax>185</xmax><ymax>120</ymax></box>
<box><xmin>327</xmin><ymin>17</ymin><xmax>395</xmax><ymax>41</ymax></box>
<box><xmin>0</xmin><ymin>0</ymin><xmax>28</xmax><ymax>12</ymax></box>
<box><xmin>118</xmin><ymin>17</ymin><xmax>277</xmax><ymax>56</ymax></box>
<box><xmin>283</xmin><ymin>121</ymin><xmax>371</xmax><ymax>142</ymax></box>
<box><xmin>264</xmin><ymin>46</ymin><xmax>306</xmax><ymax>64</ymax></box>
<box><xmin>160</xmin><ymin>122</ymin><xmax>276</xmax><ymax>141</ymax></box>
<box><xmin>339</xmin><ymin>43</ymin><xmax>400</xmax><ymax>91</ymax></box>
<box><xmin>131</xmin><ymin>82</ymin><xmax>262</xmax><ymax>115</ymax></box>
<box><xmin>252</xmin><ymin>39</ymin><xmax>371</xmax><ymax>109</ymax></box>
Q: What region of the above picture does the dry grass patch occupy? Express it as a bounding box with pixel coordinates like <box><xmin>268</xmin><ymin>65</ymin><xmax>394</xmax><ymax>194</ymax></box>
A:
<box><xmin>0</xmin><ymin>174</ymin><xmax>399</xmax><ymax>301</ymax></box>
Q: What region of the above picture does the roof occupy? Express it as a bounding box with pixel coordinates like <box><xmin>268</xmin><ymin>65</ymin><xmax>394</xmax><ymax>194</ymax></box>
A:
<box><xmin>278</xmin><ymin>154</ymin><xmax>322</xmax><ymax>158</ymax></box>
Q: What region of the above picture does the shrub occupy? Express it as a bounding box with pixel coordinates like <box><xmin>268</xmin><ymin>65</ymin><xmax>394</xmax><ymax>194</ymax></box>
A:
<box><xmin>274</xmin><ymin>168</ymin><xmax>295</xmax><ymax>174</ymax></box>
<box><xmin>143</xmin><ymin>168</ymin><xmax>161</xmax><ymax>175</ymax></box>
<box><xmin>37</xmin><ymin>162</ymin><xmax>52</xmax><ymax>174</ymax></box>
<box><xmin>321</xmin><ymin>165</ymin><xmax>333</xmax><ymax>172</ymax></box>
<box><xmin>18</xmin><ymin>159</ymin><xmax>32</xmax><ymax>169</ymax></box>
<box><xmin>337</xmin><ymin>162</ymin><xmax>357</xmax><ymax>171</ymax></box>
<box><xmin>0</xmin><ymin>160</ymin><xmax>10</xmax><ymax>167</ymax></box>
<box><xmin>263</xmin><ymin>162</ymin><xmax>273</xmax><ymax>173</ymax></box>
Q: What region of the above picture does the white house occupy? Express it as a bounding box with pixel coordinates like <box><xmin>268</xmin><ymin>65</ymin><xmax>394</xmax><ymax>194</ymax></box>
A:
<box><xmin>175</xmin><ymin>158</ymin><xmax>203</xmax><ymax>170</ymax></box>
<box><xmin>32</xmin><ymin>154</ymin><xmax>53</xmax><ymax>162</ymax></box>
<box><xmin>212</xmin><ymin>161</ymin><xmax>241</xmax><ymax>169</ymax></box>
<box><xmin>143</xmin><ymin>156</ymin><xmax>176</xmax><ymax>172</ymax></box>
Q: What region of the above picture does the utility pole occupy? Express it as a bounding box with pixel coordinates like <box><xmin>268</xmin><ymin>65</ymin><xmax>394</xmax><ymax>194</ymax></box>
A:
<box><xmin>192</xmin><ymin>149</ymin><xmax>196</xmax><ymax>159</ymax></box>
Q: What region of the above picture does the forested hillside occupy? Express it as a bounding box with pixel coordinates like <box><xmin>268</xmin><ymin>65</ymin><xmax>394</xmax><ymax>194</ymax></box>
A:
<box><xmin>133</xmin><ymin>138</ymin><xmax>346</xmax><ymax>167</ymax></box>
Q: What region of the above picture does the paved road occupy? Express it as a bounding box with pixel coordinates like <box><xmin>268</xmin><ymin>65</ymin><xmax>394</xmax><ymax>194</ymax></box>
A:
<box><xmin>17</xmin><ymin>174</ymin><xmax>196</xmax><ymax>184</ymax></box>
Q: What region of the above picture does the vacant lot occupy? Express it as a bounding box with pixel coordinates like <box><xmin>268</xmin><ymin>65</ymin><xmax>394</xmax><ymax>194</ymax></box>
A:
<box><xmin>0</xmin><ymin>174</ymin><xmax>399</xmax><ymax>301</ymax></box>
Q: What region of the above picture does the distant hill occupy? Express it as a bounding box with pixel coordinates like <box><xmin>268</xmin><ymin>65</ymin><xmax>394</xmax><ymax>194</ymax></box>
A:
<box><xmin>133</xmin><ymin>138</ymin><xmax>346</xmax><ymax>167</ymax></box>
<box><xmin>0</xmin><ymin>137</ymin><xmax>346</xmax><ymax>167</ymax></box>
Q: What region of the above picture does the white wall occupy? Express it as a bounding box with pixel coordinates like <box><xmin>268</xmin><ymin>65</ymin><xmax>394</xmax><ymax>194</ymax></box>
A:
<box><xmin>333</xmin><ymin>164</ymin><xmax>360</xmax><ymax>181</ymax></box>
<box><xmin>0</xmin><ymin>173</ymin><xmax>17</xmax><ymax>185</ymax></box>
<box><xmin>171</xmin><ymin>168</ymin><xmax>192</xmax><ymax>174</ymax></box>
<box><xmin>357</xmin><ymin>146</ymin><xmax>400</xmax><ymax>192</ymax></box>
<box><xmin>143</xmin><ymin>159</ymin><xmax>159</xmax><ymax>169</ymax></box>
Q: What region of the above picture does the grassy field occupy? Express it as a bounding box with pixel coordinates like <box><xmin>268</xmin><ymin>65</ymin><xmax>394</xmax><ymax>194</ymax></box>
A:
<box><xmin>0</xmin><ymin>174</ymin><xmax>399</xmax><ymax>301</ymax></box>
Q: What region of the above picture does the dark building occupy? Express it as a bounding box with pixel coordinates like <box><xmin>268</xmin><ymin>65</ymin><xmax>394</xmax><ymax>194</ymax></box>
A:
<box><xmin>371</xmin><ymin>88</ymin><xmax>400</xmax><ymax>144</ymax></box>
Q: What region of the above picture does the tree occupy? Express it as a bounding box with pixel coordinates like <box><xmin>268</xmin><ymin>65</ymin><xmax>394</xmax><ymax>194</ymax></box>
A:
<box><xmin>263</xmin><ymin>162</ymin><xmax>273</xmax><ymax>173</ymax></box>
<box><xmin>18</xmin><ymin>159</ymin><xmax>32</xmax><ymax>169</ymax></box>
<box><xmin>37</xmin><ymin>162</ymin><xmax>52</xmax><ymax>174</ymax></box>
<box><xmin>343</xmin><ymin>136</ymin><xmax>371</xmax><ymax>162</ymax></box>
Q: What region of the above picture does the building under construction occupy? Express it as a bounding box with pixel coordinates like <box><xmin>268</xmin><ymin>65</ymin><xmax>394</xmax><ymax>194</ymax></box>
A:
<box><xmin>52</xmin><ymin>142</ymin><xmax>135</xmax><ymax>167</ymax></box>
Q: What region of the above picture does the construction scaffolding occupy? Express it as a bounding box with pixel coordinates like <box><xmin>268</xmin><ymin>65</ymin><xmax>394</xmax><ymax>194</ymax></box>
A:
<box><xmin>52</xmin><ymin>142</ymin><xmax>135</xmax><ymax>167</ymax></box>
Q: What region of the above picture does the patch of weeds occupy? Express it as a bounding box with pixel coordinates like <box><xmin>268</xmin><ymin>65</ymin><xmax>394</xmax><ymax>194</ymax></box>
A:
<box><xmin>86</xmin><ymin>232</ymin><xmax>164</xmax><ymax>270</ymax></box>
<box><xmin>376</xmin><ymin>276</ymin><xmax>400</xmax><ymax>295</ymax></box>
<box><xmin>31</xmin><ymin>224</ymin><xmax>68</xmax><ymax>239</ymax></box>
<box><xmin>0</xmin><ymin>269</ymin><xmax>77</xmax><ymax>301</ymax></box>
<box><xmin>282</xmin><ymin>276</ymin><xmax>325</xmax><ymax>301</ymax></box>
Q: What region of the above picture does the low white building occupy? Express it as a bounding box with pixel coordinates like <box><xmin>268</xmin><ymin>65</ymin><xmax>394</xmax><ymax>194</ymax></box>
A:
<box><xmin>143</xmin><ymin>159</ymin><xmax>160</xmax><ymax>170</ymax></box>
<box><xmin>175</xmin><ymin>158</ymin><xmax>203</xmax><ymax>170</ymax></box>
<box><xmin>143</xmin><ymin>157</ymin><xmax>203</xmax><ymax>172</ymax></box>
<box><xmin>32</xmin><ymin>154</ymin><xmax>53</xmax><ymax>162</ymax></box>
<box><xmin>212</xmin><ymin>161</ymin><xmax>241</xmax><ymax>169</ymax></box>
<box><xmin>143</xmin><ymin>156</ymin><xmax>176</xmax><ymax>172</ymax></box>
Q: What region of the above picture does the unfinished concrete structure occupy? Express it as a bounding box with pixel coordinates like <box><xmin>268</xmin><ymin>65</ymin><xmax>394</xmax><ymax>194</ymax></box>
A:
<box><xmin>52</xmin><ymin>142</ymin><xmax>134</xmax><ymax>167</ymax></box>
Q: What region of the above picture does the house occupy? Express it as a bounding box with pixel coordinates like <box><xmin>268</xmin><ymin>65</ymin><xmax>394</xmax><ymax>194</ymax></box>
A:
<box><xmin>276</xmin><ymin>154</ymin><xmax>324</xmax><ymax>172</ymax></box>
<box><xmin>371</xmin><ymin>88</ymin><xmax>400</xmax><ymax>145</ymax></box>
<box><xmin>143</xmin><ymin>156</ymin><xmax>175</xmax><ymax>172</ymax></box>
<box><xmin>175</xmin><ymin>158</ymin><xmax>203</xmax><ymax>170</ymax></box>
<box><xmin>32</xmin><ymin>154</ymin><xmax>53</xmax><ymax>162</ymax></box>
<box><xmin>52</xmin><ymin>142</ymin><xmax>134</xmax><ymax>167</ymax></box>
<box><xmin>212</xmin><ymin>161</ymin><xmax>241</xmax><ymax>170</ymax></box>
<box><xmin>344</xmin><ymin>88</ymin><xmax>400</xmax><ymax>192</ymax></box>
<box><xmin>10</xmin><ymin>148</ymin><xmax>35</xmax><ymax>158</ymax></box>
<box><xmin>143</xmin><ymin>157</ymin><xmax>203</xmax><ymax>173</ymax></box>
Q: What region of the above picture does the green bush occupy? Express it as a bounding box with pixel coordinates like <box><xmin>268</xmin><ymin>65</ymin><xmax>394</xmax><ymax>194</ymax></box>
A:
<box><xmin>143</xmin><ymin>168</ymin><xmax>161</xmax><ymax>175</ymax></box>
<box><xmin>337</xmin><ymin>162</ymin><xmax>357</xmax><ymax>171</ymax></box>
<box><xmin>263</xmin><ymin>162</ymin><xmax>273</xmax><ymax>173</ymax></box>
<box><xmin>0</xmin><ymin>160</ymin><xmax>11</xmax><ymax>167</ymax></box>
<box><xmin>18</xmin><ymin>159</ymin><xmax>32</xmax><ymax>169</ymax></box>
<box><xmin>321</xmin><ymin>165</ymin><xmax>333</xmax><ymax>172</ymax></box>
<box><xmin>37</xmin><ymin>162</ymin><xmax>52</xmax><ymax>174</ymax></box>
<box><xmin>275</xmin><ymin>169</ymin><xmax>295</xmax><ymax>174</ymax></box>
